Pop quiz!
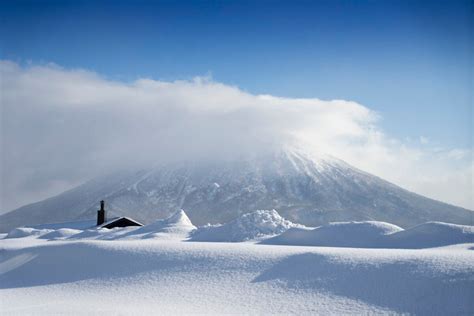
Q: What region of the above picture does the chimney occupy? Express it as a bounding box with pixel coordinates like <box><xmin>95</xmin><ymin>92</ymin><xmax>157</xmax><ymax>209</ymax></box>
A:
<box><xmin>97</xmin><ymin>200</ymin><xmax>106</xmax><ymax>226</ymax></box>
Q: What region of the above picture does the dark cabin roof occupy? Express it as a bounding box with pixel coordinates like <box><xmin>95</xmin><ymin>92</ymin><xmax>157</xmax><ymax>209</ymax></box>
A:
<box><xmin>100</xmin><ymin>217</ymin><xmax>143</xmax><ymax>229</ymax></box>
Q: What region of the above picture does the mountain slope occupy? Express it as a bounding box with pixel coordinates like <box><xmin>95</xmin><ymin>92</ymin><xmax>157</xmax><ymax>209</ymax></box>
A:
<box><xmin>0</xmin><ymin>171</ymin><xmax>144</xmax><ymax>232</ymax></box>
<box><xmin>0</xmin><ymin>148</ymin><xmax>472</xmax><ymax>232</ymax></box>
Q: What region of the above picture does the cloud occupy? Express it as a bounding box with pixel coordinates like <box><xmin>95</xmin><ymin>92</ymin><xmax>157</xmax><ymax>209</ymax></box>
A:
<box><xmin>1</xmin><ymin>61</ymin><xmax>472</xmax><ymax>211</ymax></box>
<box><xmin>419</xmin><ymin>136</ymin><xmax>429</xmax><ymax>144</ymax></box>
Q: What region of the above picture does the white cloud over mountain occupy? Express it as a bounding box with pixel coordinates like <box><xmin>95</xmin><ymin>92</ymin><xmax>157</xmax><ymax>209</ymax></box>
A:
<box><xmin>1</xmin><ymin>60</ymin><xmax>472</xmax><ymax>211</ymax></box>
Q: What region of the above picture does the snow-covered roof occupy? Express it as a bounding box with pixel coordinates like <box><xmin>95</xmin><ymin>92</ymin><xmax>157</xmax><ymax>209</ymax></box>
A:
<box><xmin>27</xmin><ymin>216</ymin><xmax>144</xmax><ymax>231</ymax></box>
<box><xmin>99</xmin><ymin>217</ymin><xmax>144</xmax><ymax>229</ymax></box>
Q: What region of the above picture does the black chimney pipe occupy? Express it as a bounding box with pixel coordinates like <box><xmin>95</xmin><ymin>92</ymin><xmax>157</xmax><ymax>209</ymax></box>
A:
<box><xmin>97</xmin><ymin>200</ymin><xmax>106</xmax><ymax>226</ymax></box>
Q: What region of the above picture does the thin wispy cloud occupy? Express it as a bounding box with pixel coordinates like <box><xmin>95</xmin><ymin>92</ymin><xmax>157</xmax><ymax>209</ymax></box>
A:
<box><xmin>1</xmin><ymin>61</ymin><xmax>472</xmax><ymax>211</ymax></box>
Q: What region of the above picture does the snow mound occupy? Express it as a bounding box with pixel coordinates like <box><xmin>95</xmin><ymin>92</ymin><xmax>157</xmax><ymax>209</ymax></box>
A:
<box><xmin>190</xmin><ymin>210</ymin><xmax>301</xmax><ymax>242</ymax></box>
<box><xmin>263</xmin><ymin>221</ymin><xmax>402</xmax><ymax>247</ymax></box>
<box><xmin>66</xmin><ymin>228</ymin><xmax>111</xmax><ymax>240</ymax></box>
<box><xmin>164</xmin><ymin>209</ymin><xmax>195</xmax><ymax>227</ymax></box>
<box><xmin>386</xmin><ymin>221</ymin><xmax>474</xmax><ymax>248</ymax></box>
<box><xmin>120</xmin><ymin>210</ymin><xmax>196</xmax><ymax>240</ymax></box>
<box><xmin>38</xmin><ymin>228</ymin><xmax>83</xmax><ymax>240</ymax></box>
<box><xmin>263</xmin><ymin>221</ymin><xmax>474</xmax><ymax>249</ymax></box>
<box><xmin>5</xmin><ymin>227</ymin><xmax>53</xmax><ymax>239</ymax></box>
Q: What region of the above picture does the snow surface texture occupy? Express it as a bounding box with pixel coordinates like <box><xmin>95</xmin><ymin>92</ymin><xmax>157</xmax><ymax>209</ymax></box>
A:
<box><xmin>190</xmin><ymin>209</ymin><xmax>301</xmax><ymax>242</ymax></box>
<box><xmin>1</xmin><ymin>237</ymin><xmax>473</xmax><ymax>315</ymax></box>
<box><xmin>1</xmin><ymin>147</ymin><xmax>472</xmax><ymax>233</ymax></box>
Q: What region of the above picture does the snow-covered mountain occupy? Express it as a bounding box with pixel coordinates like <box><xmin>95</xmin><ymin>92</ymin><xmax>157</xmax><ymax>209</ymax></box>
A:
<box><xmin>0</xmin><ymin>147</ymin><xmax>472</xmax><ymax>232</ymax></box>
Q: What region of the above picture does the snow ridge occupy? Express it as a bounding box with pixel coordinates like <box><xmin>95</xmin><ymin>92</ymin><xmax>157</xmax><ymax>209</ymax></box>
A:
<box><xmin>5</xmin><ymin>209</ymin><xmax>473</xmax><ymax>249</ymax></box>
<box><xmin>263</xmin><ymin>221</ymin><xmax>474</xmax><ymax>248</ymax></box>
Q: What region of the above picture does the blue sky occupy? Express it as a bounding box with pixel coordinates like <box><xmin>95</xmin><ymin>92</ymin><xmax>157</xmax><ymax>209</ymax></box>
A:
<box><xmin>1</xmin><ymin>0</ymin><xmax>472</xmax><ymax>148</ymax></box>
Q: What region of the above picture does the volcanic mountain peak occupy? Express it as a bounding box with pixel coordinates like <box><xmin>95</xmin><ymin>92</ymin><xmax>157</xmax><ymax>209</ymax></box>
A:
<box><xmin>0</xmin><ymin>146</ymin><xmax>471</xmax><ymax>232</ymax></box>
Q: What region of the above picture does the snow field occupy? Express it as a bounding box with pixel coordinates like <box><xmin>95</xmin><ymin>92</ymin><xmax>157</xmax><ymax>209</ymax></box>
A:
<box><xmin>0</xmin><ymin>238</ymin><xmax>473</xmax><ymax>315</ymax></box>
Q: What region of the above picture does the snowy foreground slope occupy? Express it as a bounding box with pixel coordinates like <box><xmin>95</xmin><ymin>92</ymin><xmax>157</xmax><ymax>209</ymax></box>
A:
<box><xmin>1</xmin><ymin>211</ymin><xmax>474</xmax><ymax>315</ymax></box>
<box><xmin>1</xmin><ymin>238</ymin><xmax>473</xmax><ymax>315</ymax></box>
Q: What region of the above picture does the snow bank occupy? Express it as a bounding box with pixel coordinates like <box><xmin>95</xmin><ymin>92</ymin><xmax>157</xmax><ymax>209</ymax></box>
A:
<box><xmin>38</xmin><ymin>228</ymin><xmax>83</xmax><ymax>240</ymax></box>
<box><xmin>263</xmin><ymin>221</ymin><xmax>402</xmax><ymax>247</ymax></box>
<box><xmin>64</xmin><ymin>210</ymin><xmax>197</xmax><ymax>241</ymax></box>
<box><xmin>385</xmin><ymin>221</ymin><xmax>474</xmax><ymax>248</ymax></box>
<box><xmin>0</xmin><ymin>238</ymin><xmax>472</xmax><ymax>315</ymax></box>
<box><xmin>263</xmin><ymin>220</ymin><xmax>474</xmax><ymax>249</ymax></box>
<box><xmin>4</xmin><ymin>212</ymin><xmax>472</xmax><ymax>249</ymax></box>
<box><xmin>66</xmin><ymin>228</ymin><xmax>109</xmax><ymax>240</ymax></box>
<box><xmin>190</xmin><ymin>209</ymin><xmax>301</xmax><ymax>242</ymax></box>
<box><xmin>118</xmin><ymin>210</ymin><xmax>196</xmax><ymax>240</ymax></box>
<box><xmin>4</xmin><ymin>212</ymin><xmax>195</xmax><ymax>239</ymax></box>
<box><xmin>5</xmin><ymin>227</ymin><xmax>52</xmax><ymax>239</ymax></box>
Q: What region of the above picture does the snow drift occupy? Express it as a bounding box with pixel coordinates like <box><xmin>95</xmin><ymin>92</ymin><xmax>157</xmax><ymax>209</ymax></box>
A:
<box><xmin>0</xmin><ymin>237</ymin><xmax>473</xmax><ymax>315</ymax></box>
<box><xmin>5</xmin><ymin>209</ymin><xmax>473</xmax><ymax>249</ymax></box>
<box><xmin>263</xmin><ymin>221</ymin><xmax>402</xmax><ymax>248</ymax></box>
<box><xmin>385</xmin><ymin>221</ymin><xmax>474</xmax><ymax>249</ymax></box>
<box><xmin>263</xmin><ymin>221</ymin><xmax>474</xmax><ymax>249</ymax></box>
<box><xmin>67</xmin><ymin>210</ymin><xmax>196</xmax><ymax>241</ymax></box>
<box><xmin>5</xmin><ymin>227</ymin><xmax>52</xmax><ymax>239</ymax></box>
<box><xmin>38</xmin><ymin>228</ymin><xmax>82</xmax><ymax>240</ymax></box>
<box><xmin>66</xmin><ymin>228</ymin><xmax>111</xmax><ymax>240</ymax></box>
<box><xmin>190</xmin><ymin>209</ymin><xmax>300</xmax><ymax>242</ymax></box>
<box><xmin>2</xmin><ymin>210</ymin><xmax>473</xmax><ymax>315</ymax></box>
<box><xmin>119</xmin><ymin>209</ymin><xmax>196</xmax><ymax>240</ymax></box>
